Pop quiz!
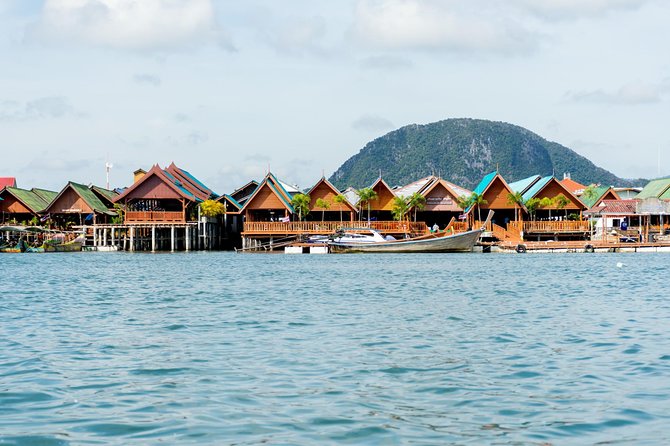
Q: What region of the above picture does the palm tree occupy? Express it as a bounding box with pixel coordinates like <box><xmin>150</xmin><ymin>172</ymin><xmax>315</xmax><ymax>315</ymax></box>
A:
<box><xmin>456</xmin><ymin>194</ymin><xmax>473</xmax><ymax>210</ymax></box>
<box><xmin>356</xmin><ymin>187</ymin><xmax>378</xmax><ymax>224</ymax></box>
<box><xmin>506</xmin><ymin>191</ymin><xmax>524</xmax><ymax>222</ymax></box>
<box><xmin>391</xmin><ymin>196</ymin><xmax>410</xmax><ymax>222</ymax></box>
<box><xmin>408</xmin><ymin>192</ymin><xmax>426</xmax><ymax>222</ymax></box>
<box><xmin>525</xmin><ymin>198</ymin><xmax>541</xmax><ymax>221</ymax></box>
<box><xmin>315</xmin><ymin>198</ymin><xmax>330</xmax><ymax>221</ymax></box>
<box><xmin>554</xmin><ymin>194</ymin><xmax>570</xmax><ymax>218</ymax></box>
<box><xmin>540</xmin><ymin>197</ymin><xmax>555</xmax><ymax>218</ymax></box>
<box><xmin>333</xmin><ymin>194</ymin><xmax>347</xmax><ymax>222</ymax></box>
<box><xmin>470</xmin><ymin>192</ymin><xmax>488</xmax><ymax>223</ymax></box>
<box><xmin>291</xmin><ymin>193</ymin><xmax>311</xmax><ymax>221</ymax></box>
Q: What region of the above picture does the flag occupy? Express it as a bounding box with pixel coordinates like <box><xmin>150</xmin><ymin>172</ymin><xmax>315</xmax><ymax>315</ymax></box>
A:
<box><xmin>40</xmin><ymin>213</ymin><xmax>51</xmax><ymax>222</ymax></box>
<box><xmin>280</xmin><ymin>216</ymin><xmax>290</xmax><ymax>223</ymax></box>
<box><xmin>458</xmin><ymin>214</ymin><xmax>467</xmax><ymax>220</ymax></box>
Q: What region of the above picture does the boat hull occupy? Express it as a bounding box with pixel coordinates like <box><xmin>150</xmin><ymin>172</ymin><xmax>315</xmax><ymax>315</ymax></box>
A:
<box><xmin>328</xmin><ymin>228</ymin><xmax>483</xmax><ymax>253</ymax></box>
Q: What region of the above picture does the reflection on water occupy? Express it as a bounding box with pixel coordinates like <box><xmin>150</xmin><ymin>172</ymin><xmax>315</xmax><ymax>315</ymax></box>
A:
<box><xmin>1</xmin><ymin>252</ymin><xmax>669</xmax><ymax>445</ymax></box>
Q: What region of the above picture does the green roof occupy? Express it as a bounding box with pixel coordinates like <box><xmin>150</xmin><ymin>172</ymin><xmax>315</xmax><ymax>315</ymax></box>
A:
<box><xmin>580</xmin><ymin>185</ymin><xmax>610</xmax><ymax>208</ymax></box>
<box><xmin>90</xmin><ymin>185</ymin><xmax>118</xmax><ymax>202</ymax></box>
<box><xmin>509</xmin><ymin>175</ymin><xmax>541</xmax><ymax>195</ymax></box>
<box><xmin>4</xmin><ymin>187</ymin><xmax>51</xmax><ymax>213</ymax></box>
<box><xmin>636</xmin><ymin>178</ymin><xmax>670</xmax><ymax>200</ymax></box>
<box><xmin>31</xmin><ymin>188</ymin><xmax>58</xmax><ymax>204</ymax></box>
<box><xmin>68</xmin><ymin>182</ymin><xmax>115</xmax><ymax>215</ymax></box>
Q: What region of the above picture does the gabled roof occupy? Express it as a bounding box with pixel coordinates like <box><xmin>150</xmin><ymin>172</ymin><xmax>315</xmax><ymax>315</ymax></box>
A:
<box><xmin>394</xmin><ymin>176</ymin><xmax>436</xmax><ymax>198</ymax></box>
<box><xmin>165</xmin><ymin>162</ymin><xmax>217</xmax><ymax>201</ymax></box>
<box><xmin>45</xmin><ymin>182</ymin><xmax>116</xmax><ymax>215</ymax></box>
<box><xmin>31</xmin><ymin>188</ymin><xmax>58</xmax><ymax>204</ymax></box>
<box><xmin>472</xmin><ymin>171</ymin><xmax>498</xmax><ymax>196</ymax></box>
<box><xmin>1</xmin><ymin>187</ymin><xmax>51</xmax><ymax>213</ymax></box>
<box><xmin>239</xmin><ymin>172</ymin><xmax>295</xmax><ymax>213</ymax></box>
<box><xmin>113</xmin><ymin>164</ymin><xmax>198</xmax><ymax>203</ymax></box>
<box><xmin>307</xmin><ymin>177</ymin><xmax>357</xmax><ymax>212</ymax></box>
<box><xmin>585</xmin><ymin>199</ymin><xmax>638</xmax><ymax>216</ymax></box>
<box><xmin>417</xmin><ymin>177</ymin><xmax>472</xmax><ymax>203</ymax></box>
<box><xmin>216</xmin><ymin>194</ymin><xmax>242</xmax><ymax>212</ymax></box>
<box><xmin>231</xmin><ymin>180</ymin><xmax>259</xmax><ymax>204</ymax></box>
<box><xmin>343</xmin><ymin>187</ymin><xmax>359</xmax><ymax>207</ymax></box>
<box><xmin>580</xmin><ymin>185</ymin><xmax>620</xmax><ymax>208</ymax></box>
<box><xmin>0</xmin><ymin>177</ymin><xmax>17</xmax><ymax>188</ymax></box>
<box><xmin>509</xmin><ymin>175</ymin><xmax>541</xmax><ymax>195</ymax></box>
<box><xmin>636</xmin><ymin>178</ymin><xmax>670</xmax><ymax>200</ymax></box>
<box><xmin>521</xmin><ymin>176</ymin><xmax>553</xmax><ymax>202</ymax></box>
<box><xmin>90</xmin><ymin>185</ymin><xmax>118</xmax><ymax>202</ymax></box>
<box><xmin>560</xmin><ymin>177</ymin><xmax>587</xmax><ymax>195</ymax></box>
<box><xmin>370</xmin><ymin>177</ymin><xmax>396</xmax><ymax>196</ymax></box>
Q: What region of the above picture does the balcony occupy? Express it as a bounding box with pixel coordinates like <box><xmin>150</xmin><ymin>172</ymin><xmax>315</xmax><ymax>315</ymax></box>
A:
<box><xmin>243</xmin><ymin>221</ymin><xmax>427</xmax><ymax>236</ymax></box>
<box><xmin>125</xmin><ymin>211</ymin><xmax>185</xmax><ymax>223</ymax></box>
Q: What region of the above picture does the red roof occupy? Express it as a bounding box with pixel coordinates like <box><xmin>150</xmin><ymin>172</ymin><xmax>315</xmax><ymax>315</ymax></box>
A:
<box><xmin>560</xmin><ymin>178</ymin><xmax>587</xmax><ymax>194</ymax></box>
<box><xmin>588</xmin><ymin>199</ymin><xmax>637</xmax><ymax>215</ymax></box>
<box><xmin>0</xmin><ymin>177</ymin><xmax>17</xmax><ymax>188</ymax></box>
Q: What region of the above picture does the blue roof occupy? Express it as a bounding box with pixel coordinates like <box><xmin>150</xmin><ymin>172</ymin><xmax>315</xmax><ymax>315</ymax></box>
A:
<box><xmin>472</xmin><ymin>171</ymin><xmax>497</xmax><ymax>196</ymax></box>
<box><xmin>508</xmin><ymin>175</ymin><xmax>541</xmax><ymax>194</ymax></box>
<box><xmin>267</xmin><ymin>179</ymin><xmax>295</xmax><ymax>213</ymax></box>
<box><xmin>522</xmin><ymin>176</ymin><xmax>553</xmax><ymax>202</ymax></box>
<box><xmin>178</xmin><ymin>167</ymin><xmax>217</xmax><ymax>198</ymax></box>
<box><xmin>222</xmin><ymin>194</ymin><xmax>242</xmax><ymax>210</ymax></box>
<box><xmin>162</xmin><ymin>170</ymin><xmax>198</xmax><ymax>201</ymax></box>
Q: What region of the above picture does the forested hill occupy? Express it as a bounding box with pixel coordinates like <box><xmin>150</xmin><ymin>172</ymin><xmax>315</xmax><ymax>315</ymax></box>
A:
<box><xmin>329</xmin><ymin>118</ymin><xmax>640</xmax><ymax>190</ymax></box>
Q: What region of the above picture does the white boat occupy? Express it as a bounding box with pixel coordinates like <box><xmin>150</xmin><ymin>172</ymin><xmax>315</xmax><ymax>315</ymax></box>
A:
<box><xmin>327</xmin><ymin>211</ymin><xmax>492</xmax><ymax>254</ymax></box>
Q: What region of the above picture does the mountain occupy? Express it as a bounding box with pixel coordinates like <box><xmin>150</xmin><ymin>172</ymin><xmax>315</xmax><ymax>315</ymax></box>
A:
<box><xmin>329</xmin><ymin>118</ymin><xmax>642</xmax><ymax>191</ymax></box>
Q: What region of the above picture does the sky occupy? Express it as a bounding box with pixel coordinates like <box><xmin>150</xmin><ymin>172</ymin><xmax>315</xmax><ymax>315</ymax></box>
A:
<box><xmin>1</xmin><ymin>0</ymin><xmax>669</xmax><ymax>194</ymax></box>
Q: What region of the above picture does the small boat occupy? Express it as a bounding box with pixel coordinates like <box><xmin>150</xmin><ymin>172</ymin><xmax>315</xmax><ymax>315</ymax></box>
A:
<box><xmin>327</xmin><ymin>212</ymin><xmax>492</xmax><ymax>253</ymax></box>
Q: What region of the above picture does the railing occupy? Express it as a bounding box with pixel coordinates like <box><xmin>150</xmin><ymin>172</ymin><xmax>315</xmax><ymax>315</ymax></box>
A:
<box><xmin>491</xmin><ymin>223</ymin><xmax>509</xmax><ymax>241</ymax></box>
<box><xmin>125</xmin><ymin>211</ymin><xmax>185</xmax><ymax>223</ymax></box>
<box><xmin>507</xmin><ymin>221</ymin><xmax>523</xmax><ymax>239</ymax></box>
<box><xmin>243</xmin><ymin>221</ymin><xmax>427</xmax><ymax>235</ymax></box>
<box><xmin>523</xmin><ymin>221</ymin><xmax>589</xmax><ymax>233</ymax></box>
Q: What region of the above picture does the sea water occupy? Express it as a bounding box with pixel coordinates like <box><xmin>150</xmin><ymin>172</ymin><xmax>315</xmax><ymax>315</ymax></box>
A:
<box><xmin>1</xmin><ymin>252</ymin><xmax>669</xmax><ymax>445</ymax></box>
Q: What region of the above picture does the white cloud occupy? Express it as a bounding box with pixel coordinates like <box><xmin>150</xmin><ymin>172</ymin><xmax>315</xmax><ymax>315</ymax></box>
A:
<box><xmin>567</xmin><ymin>81</ymin><xmax>664</xmax><ymax>105</ymax></box>
<box><xmin>512</xmin><ymin>0</ymin><xmax>651</xmax><ymax>21</ymax></box>
<box><xmin>352</xmin><ymin>0</ymin><xmax>537</xmax><ymax>54</ymax></box>
<box><xmin>0</xmin><ymin>96</ymin><xmax>86</xmax><ymax>121</ymax></box>
<box><xmin>352</xmin><ymin>114</ymin><xmax>395</xmax><ymax>132</ymax></box>
<box><xmin>30</xmin><ymin>0</ymin><xmax>233</xmax><ymax>51</ymax></box>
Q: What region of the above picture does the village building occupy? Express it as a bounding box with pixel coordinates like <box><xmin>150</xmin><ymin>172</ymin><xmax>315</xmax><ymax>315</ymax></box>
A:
<box><xmin>579</xmin><ymin>185</ymin><xmax>621</xmax><ymax>209</ymax></box>
<box><xmin>229</xmin><ymin>180</ymin><xmax>259</xmax><ymax>207</ymax></box>
<box><xmin>0</xmin><ymin>186</ymin><xmax>56</xmax><ymax>224</ymax></box>
<box><xmin>306</xmin><ymin>177</ymin><xmax>356</xmax><ymax>222</ymax></box>
<box><xmin>0</xmin><ymin>177</ymin><xmax>17</xmax><ymax>189</ymax></box>
<box><xmin>365</xmin><ymin>177</ymin><xmax>396</xmax><ymax>222</ymax></box>
<box><xmin>585</xmin><ymin>200</ymin><xmax>642</xmax><ymax>242</ymax></box>
<box><xmin>468</xmin><ymin>171</ymin><xmax>518</xmax><ymax>226</ymax></box>
<box><xmin>42</xmin><ymin>182</ymin><xmax>117</xmax><ymax>228</ymax></box>
<box><xmin>560</xmin><ymin>173</ymin><xmax>587</xmax><ymax>196</ymax></box>
<box><xmin>394</xmin><ymin>176</ymin><xmax>471</xmax><ymax>228</ymax></box>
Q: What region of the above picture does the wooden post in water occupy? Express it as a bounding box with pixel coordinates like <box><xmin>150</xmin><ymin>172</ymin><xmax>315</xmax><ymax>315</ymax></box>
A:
<box><xmin>130</xmin><ymin>227</ymin><xmax>135</xmax><ymax>252</ymax></box>
<box><xmin>185</xmin><ymin>226</ymin><xmax>190</xmax><ymax>251</ymax></box>
<box><xmin>171</xmin><ymin>226</ymin><xmax>175</xmax><ymax>252</ymax></box>
<box><xmin>151</xmin><ymin>225</ymin><xmax>156</xmax><ymax>252</ymax></box>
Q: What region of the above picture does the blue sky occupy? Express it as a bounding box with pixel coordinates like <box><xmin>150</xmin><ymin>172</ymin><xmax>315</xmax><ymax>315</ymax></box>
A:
<box><xmin>1</xmin><ymin>0</ymin><xmax>669</xmax><ymax>193</ymax></box>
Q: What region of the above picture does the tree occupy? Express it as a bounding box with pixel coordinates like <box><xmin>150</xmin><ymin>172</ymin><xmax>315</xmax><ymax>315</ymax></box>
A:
<box><xmin>356</xmin><ymin>187</ymin><xmax>378</xmax><ymax>223</ymax></box>
<box><xmin>507</xmin><ymin>191</ymin><xmax>524</xmax><ymax>222</ymax></box>
<box><xmin>554</xmin><ymin>194</ymin><xmax>570</xmax><ymax>218</ymax></box>
<box><xmin>540</xmin><ymin>197</ymin><xmax>555</xmax><ymax>218</ymax></box>
<box><xmin>525</xmin><ymin>198</ymin><xmax>541</xmax><ymax>221</ymax></box>
<box><xmin>291</xmin><ymin>193</ymin><xmax>311</xmax><ymax>221</ymax></box>
<box><xmin>456</xmin><ymin>194</ymin><xmax>473</xmax><ymax>210</ymax></box>
<box><xmin>582</xmin><ymin>185</ymin><xmax>597</xmax><ymax>201</ymax></box>
<box><xmin>315</xmin><ymin>198</ymin><xmax>330</xmax><ymax>222</ymax></box>
<box><xmin>391</xmin><ymin>196</ymin><xmax>410</xmax><ymax>222</ymax></box>
<box><xmin>470</xmin><ymin>192</ymin><xmax>488</xmax><ymax>223</ymax></box>
<box><xmin>333</xmin><ymin>194</ymin><xmax>348</xmax><ymax>222</ymax></box>
<box><xmin>408</xmin><ymin>192</ymin><xmax>426</xmax><ymax>222</ymax></box>
<box><xmin>200</xmin><ymin>199</ymin><xmax>226</xmax><ymax>218</ymax></box>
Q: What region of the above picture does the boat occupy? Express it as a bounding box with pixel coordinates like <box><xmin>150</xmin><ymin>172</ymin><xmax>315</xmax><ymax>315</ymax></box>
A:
<box><xmin>327</xmin><ymin>212</ymin><xmax>492</xmax><ymax>253</ymax></box>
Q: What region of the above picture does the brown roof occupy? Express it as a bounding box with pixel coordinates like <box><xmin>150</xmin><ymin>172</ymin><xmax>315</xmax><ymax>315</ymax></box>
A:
<box><xmin>113</xmin><ymin>164</ymin><xmax>198</xmax><ymax>203</ymax></box>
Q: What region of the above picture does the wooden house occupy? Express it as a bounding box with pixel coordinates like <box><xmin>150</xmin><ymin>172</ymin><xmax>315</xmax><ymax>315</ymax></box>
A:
<box><xmin>467</xmin><ymin>171</ymin><xmax>518</xmax><ymax>225</ymax></box>
<box><xmin>112</xmin><ymin>164</ymin><xmax>208</xmax><ymax>223</ymax></box>
<box><xmin>394</xmin><ymin>176</ymin><xmax>471</xmax><ymax>228</ymax></box>
<box><xmin>240</xmin><ymin>173</ymin><xmax>296</xmax><ymax>222</ymax></box>
<box><xmin>306</xmin><ymin>177</ymin><xmax>356</xmax><ymax>222</ymax></box>
<box><xmin>559</xmin><ymin>174</ymin><xmax>587</xmax><ymax>196</ymax></box>
<box><xmin>43</xmin><ymin>182</ymin><xmax>117</xmax><ymax>227</ymax></box>
<box><xmin>519</xmin><ymin>176</ymin><xmax>585</xmax><ymax>220</ymax></box>
<box><xmin>0</xmin><ymin>187</ymin><xmax>55</xmax><ymax>224</ymax></box>
<box><xmin>364</xmin><ymin>177</ymin><xmax>396</xmax><ymax>221</ymax></box>
<box><xmin>635</xmin><ymin>178</ymin><xmax>670</xmax><ymax>201</ymax></box>
<box><xmin>90</xmin><ymin>185</ymin><xmax>119</xmax><ymax>209</ymax></box>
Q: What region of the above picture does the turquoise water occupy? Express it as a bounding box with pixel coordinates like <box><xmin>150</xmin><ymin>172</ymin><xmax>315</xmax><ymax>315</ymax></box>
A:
<box><xmin>1</xmin><ymin>252</ymin><xmax>669</xmax><ymax>445</ymax></box>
